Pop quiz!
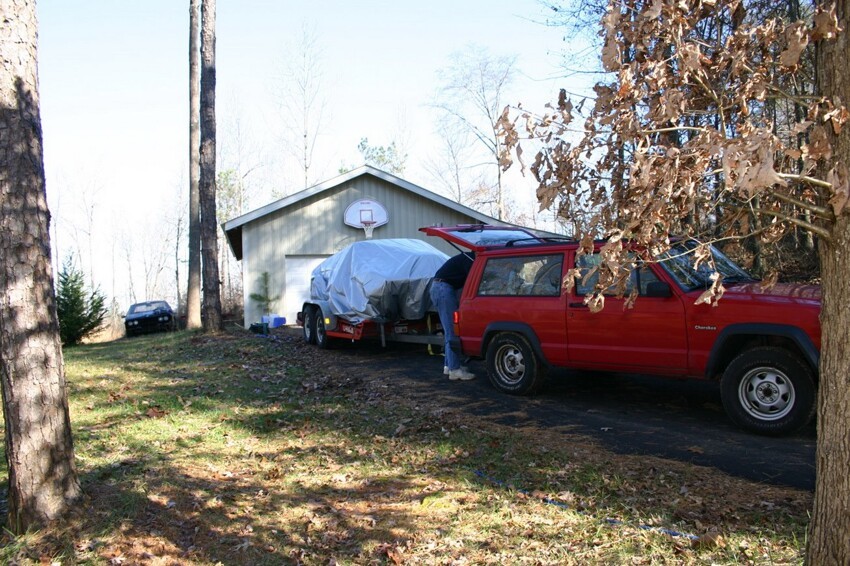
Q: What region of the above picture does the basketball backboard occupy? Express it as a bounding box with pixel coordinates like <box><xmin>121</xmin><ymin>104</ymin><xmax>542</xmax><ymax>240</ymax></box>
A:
<box><xmin>343</xmin><ymin>199</ymin><xmax>389</xmax><ymax>230</ymax></box>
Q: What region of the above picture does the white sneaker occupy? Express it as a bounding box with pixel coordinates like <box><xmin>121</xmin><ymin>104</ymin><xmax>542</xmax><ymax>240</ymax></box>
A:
<box><xmin>445</xmin><ymin>365</ymin><xmax>470</xmax><ymax>375</ymax></box>
<box><xmin>448</xmin><ymin>368</ymin><xmax>475</xmax><ymax>381</ymax></box>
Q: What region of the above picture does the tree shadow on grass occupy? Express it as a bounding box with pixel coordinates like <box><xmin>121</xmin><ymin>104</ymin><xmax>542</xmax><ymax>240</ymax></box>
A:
<box><xmin>0</xmin><ymin>328</ymin><xmax>809</xmax><ymax>563</ymax></box>
<box><xmin>3</xmin><ymin>330</ymin><xmax>464</xmax><ymax>562</ymax></box>
<box><xmin>71</xmin><ymin>455</ymin><xmax>433</xmax><ymax>564</ymax></box>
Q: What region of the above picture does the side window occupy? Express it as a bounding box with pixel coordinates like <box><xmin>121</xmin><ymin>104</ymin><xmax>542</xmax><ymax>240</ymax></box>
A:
<box><xmin>637</xmin><ymin>264</ymin><xmax>661</xmax><ymax>295</ymax></box>
<box><xmin>575</xmin><ymin>253</ymin><xmax>660</xmax><ymax>296</ymax></box>
<box><xmin>477</xmin><ymin>254</ymin><xmax>563</xmax><ymax>297</ymax></box>
<box><xmin>575</xmin><ymin>254</ymin><xmax>602</xmax><ymax>295</ymax></box>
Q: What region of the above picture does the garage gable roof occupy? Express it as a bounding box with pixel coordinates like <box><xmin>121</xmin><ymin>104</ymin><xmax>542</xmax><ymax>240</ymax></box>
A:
<box><xmin>222</xmin><ymin>165</ymin><xmax>506</xmax><ymax>260</ymax></box>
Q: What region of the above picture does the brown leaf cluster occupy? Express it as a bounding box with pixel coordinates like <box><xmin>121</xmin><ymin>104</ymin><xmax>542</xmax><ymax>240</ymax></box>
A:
<box><xmin>496</xmin><ymin>0</ymin><xmax>847</xmax><ymax>304</ymax></box>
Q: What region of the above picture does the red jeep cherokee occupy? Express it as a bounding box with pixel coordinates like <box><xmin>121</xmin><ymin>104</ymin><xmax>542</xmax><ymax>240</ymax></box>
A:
<box><xmin>422</xmin><ymin>224</ymin><xmax>821</xmax><ymax>436</ymax></box>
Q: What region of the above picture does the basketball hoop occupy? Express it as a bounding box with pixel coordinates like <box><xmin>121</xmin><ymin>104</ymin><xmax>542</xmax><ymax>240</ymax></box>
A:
<box><xmin>344</xmin><ymin>198</ymin><xmax>388</xmax><ymax>238</ymax></box>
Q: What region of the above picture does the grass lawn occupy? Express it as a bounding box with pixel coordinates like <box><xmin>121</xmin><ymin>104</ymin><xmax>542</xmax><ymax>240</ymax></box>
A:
<box><xmin>0</xmin><ymin>328</ymin><xmax>810</xmax><ymax>565</ymax></box>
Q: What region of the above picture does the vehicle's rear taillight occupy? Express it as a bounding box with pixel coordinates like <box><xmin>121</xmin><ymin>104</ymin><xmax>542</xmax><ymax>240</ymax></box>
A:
<box><xmin>453</xmin><ymin>311</ymin><xmax>459</xmax><ymax>324</ymax></box>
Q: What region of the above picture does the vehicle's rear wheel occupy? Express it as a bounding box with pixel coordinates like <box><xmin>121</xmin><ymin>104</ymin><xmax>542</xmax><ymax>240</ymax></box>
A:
<box><xmin>313</xmin><ymin>308</ymin><xmax>331</xmax><ymax>349</ymax></box>
<box><xmin>302</xmin><ymin>307</ymin><xmax>316</xmax><ymax>344</ymax></box>
<box><xmin>720</xmin><ymin>346</ymin><xmax>815</xmax><ymax>436</ymax></box>
<box><xmin>486</xmin><ymin>332</ymin><xmax>546</xmax><ymax>395</ymax></box>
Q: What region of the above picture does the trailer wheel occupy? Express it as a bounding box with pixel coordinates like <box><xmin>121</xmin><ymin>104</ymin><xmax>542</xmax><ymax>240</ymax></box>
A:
<box><xmin>302</xmin><ymin>307</ymin><xmax>316</xmax><ymax>344</ymax></box>
<box><xmin>314</xmin><ymin>308</ymin><xmax>332</xmax><ymax>349</ymax></box>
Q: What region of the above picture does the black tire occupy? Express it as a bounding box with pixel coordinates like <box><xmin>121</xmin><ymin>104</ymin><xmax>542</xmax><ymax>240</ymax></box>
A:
<box><xmin>720</xmin><ymin>346</ymin><xmax>816</xmax><ymax>436</ymax></box>
<box><xmin>486</xmin><ymin>332</ymin><xmax>547</xmax><ymax>395</ymax></box>
<box><xmin>313</xmin><ymin>308</ymin><xmax>332</xmax><ymax>349</ymax></box>
<box><xmin>302</xmin><ymin>307</ymin><xmax>316</xmax><ymax>345</ymax></box>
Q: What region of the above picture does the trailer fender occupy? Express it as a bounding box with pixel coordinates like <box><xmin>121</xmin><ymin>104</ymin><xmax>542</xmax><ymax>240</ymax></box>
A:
<box><xmin>303</xmin><ymin>300</ymin><xmax>338</xmax><ymax>331</ymax></box>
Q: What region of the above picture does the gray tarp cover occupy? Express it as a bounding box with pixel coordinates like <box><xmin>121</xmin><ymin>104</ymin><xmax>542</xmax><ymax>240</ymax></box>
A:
<box><xmin>310</xmin><ymin>238</ymin><xmax>449</xmax><ymax>324</ymax></box>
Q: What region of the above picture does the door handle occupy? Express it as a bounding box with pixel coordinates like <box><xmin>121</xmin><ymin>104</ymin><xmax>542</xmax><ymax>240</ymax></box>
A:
<box><xmin>568</xmin><ymin>302</ymin><xmax>587</xmax><ymax>308</ymax></box>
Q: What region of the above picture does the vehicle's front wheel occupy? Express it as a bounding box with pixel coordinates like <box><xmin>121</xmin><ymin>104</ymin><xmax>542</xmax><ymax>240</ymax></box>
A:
<box><xmin>720</xmin><ymin>346</ymin><xmax>816</xmax><ymax>436</ymax></box>
<box><xmin>302</xmin><ymin>307</ymin><xmax>316</xmax><ymax>344</ymax></box>
<box><xmin>486</xmin><ymin>332</ymin><xmax>547</xmax><ymax>395</ymax></box>
<box><xmin>313</xmin><ymin>308</ymin><xmax>332</xmax><ymax>349</ymax></box>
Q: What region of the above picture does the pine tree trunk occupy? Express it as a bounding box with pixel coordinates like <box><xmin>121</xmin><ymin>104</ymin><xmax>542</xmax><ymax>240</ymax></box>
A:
<box><xmin>809</xmin><ymin>217</ymin><xmax>850</xmax><ymax>564</ymax></box>
<box><xmin>807</xmin><ymin>1</ymin><xmax>850</xmax><ymax>562</ymax></box>
<box><xmin>186</xmin><ymin>0</ymin><xmax>202</xmax><ymax>329</ymax></box>
<box><xmin>0</xmin><ymin>0</ymin><xmax>81</xmax><ymax>532</ymax></box>
<box><xmin>199</xmin><ymin>0</ymin><xmax>222</xmax><ymax>331</ymax></box>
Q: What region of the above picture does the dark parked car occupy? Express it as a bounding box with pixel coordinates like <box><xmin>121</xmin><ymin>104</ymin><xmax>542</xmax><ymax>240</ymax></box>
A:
<box><xmin>124</xmin><ymin>301</ymin><xmax>176</xmax><ymax>337</ymax></box>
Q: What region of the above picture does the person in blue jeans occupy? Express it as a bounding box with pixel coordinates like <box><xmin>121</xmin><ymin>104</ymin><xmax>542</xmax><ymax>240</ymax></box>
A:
<box><xmin>430</xmin><ymin>251</ymin><xmax>476</xmax><ymax>381</ymax></box>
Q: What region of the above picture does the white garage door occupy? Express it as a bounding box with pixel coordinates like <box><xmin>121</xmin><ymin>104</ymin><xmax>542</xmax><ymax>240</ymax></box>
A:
<box><xmin>283</xmin><ymin>256</ymin><xmax>328</xmax><ymax>325</ymax></box>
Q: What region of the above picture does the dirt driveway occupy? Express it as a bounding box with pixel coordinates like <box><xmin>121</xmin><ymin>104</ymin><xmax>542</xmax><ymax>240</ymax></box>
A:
<box><xmin>287</xmin><ymin>328</ymin><xmax>816</xmax><ymax>491</ymax></box>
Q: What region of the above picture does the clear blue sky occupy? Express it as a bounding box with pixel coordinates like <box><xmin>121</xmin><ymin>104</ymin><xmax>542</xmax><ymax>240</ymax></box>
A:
<box><xmin>36</xmin><ymin>0</ymin><xmax>595</xmax><ymax>304</ymax></box>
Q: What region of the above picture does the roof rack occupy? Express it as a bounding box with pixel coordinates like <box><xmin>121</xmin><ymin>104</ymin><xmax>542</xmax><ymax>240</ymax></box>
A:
<box><xmin>456</xmin><ymin>224</ymin><xmax>488</xmax><ymax>232</ymax></box>
<box><xmin>504</xmin><ymin>236</ymin><xmax>577</xmax><ymax>247</ymax></box>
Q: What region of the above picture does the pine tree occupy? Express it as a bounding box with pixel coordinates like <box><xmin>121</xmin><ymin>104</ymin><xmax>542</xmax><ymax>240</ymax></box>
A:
<box><xmin>200</xmin><ymin>0</ymin><xmax>223</xmax><ymax>332</ymax></box>
<box><xmin>249</xmin><ymin>271</ymin><xmax>278</xmax><ymax>316</ymax></box>
<box><xmin>0</xmin><ymin>0</ymin><xmax>82</xmax><ymax>529</ymax></box>
<box><xmin>56</xmin><ymin>257</ymin><xmax>107</xmax><ymax>346</ymax></box>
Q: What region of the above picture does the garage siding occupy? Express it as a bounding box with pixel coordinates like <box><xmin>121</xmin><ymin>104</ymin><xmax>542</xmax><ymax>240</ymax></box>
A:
<box><xmin>236</xmin><ymin>171</ymin><xmax>506</xmax><ymax>327</ymax></box>
<box><xmin>243</xmin><ymin>218</ymin><xmax>287</xmax><ymax>327</ymax></box>
<box><xmin>266</xmin><ymin>177</ymin><xmax>480</xmax><ymax>256</ymax></box>
<box><xmin>283</xmin><ymin>256</ymin><xmax>327</xmax><ymax>324</ymax></box>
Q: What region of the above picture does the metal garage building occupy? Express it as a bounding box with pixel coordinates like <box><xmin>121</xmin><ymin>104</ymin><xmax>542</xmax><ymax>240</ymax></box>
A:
<box><xmin>223</xmin><ymin>165</ymin><xmax>508</xmax><ymax>327</ymax></box>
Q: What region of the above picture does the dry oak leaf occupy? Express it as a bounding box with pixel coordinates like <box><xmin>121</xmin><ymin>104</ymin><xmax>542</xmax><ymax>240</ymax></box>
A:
<box><xmin>792</xmin><ymin>120</ymin><xmax>814</xmax><ymax>135</ymax></box>
<box><xmin>585</xmin><ymin>293</ymin><xmax>605</xmax><ymax>313</ymax></box>
<box><xmin>145</xmin><ymin>406</ymin><xmax>168</xmax><ymax>419</ymax></box>
<box><xmin>643</xmin><ymin>0</ymin><xmax>663</xmax><ymax>20</ymax></box>
<box><xmin>601</xmin><ymin>37</ymin><xmax>620</xmax><ymax>71</ymax></box>
<box><xmin>779</xmin><ymin>22</ymin><xmax>808</xmax><ymax>67</ymax></box>
<box><xmin>812</xmin><ymin>5</ymin><xmax>842</xmax><ymax>41</ymax></box>
<box><xmin>377</xmin><ymin>542</ymin><xmax>405</xmax><ymax>565</ymax></box>
<box><xmin>678</xmin><ymin>42</ymin><xmax>704</xmax><ymax>75</ymax></box>
<box><xmin>827</xmin><ymin>163</ymin><xmax>850</xmax><ymax>216</ymax></box>
<box><xmin>758</xmin><ymin>271</ymin><xmax>780</xmax><ymax>292</ymax></box>
<box><xmin>694</xmin><ymin>273</ymin><xmax>725</xmax><ymax>307</ymax></box>
<box><xmin>741</xmin><ymin>148</ymin><xmax>787</xmax><ymax>193</ymax></box>
<box><xmin>824</xmin><ymin>102</ymin><xmax>850</xmax><ymax>135</ymax></box>
<box><xmin>693</xmin><ymin>531</ymin><xmax>726</xmax><ymax>549</ymax></box>
<box><xmin>803</xmin><ymin>124</ymin><xmax>833</xmax><ymax>162</ymax></box>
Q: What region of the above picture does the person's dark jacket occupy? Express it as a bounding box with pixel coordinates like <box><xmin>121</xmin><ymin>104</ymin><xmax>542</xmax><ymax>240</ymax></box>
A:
<box><xmin>434</xmin><ymin>252</ymin><xmax>475</xmax><ymax>289</ymax></box>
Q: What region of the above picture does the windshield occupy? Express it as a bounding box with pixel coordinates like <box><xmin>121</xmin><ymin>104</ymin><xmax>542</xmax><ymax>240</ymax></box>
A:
<box><xmin>128</xmin><ymin>301</ymin><xmax>171</xmax><ymax>315</ymax></box>
<box><xmin>658</xmin><ymin>241</ymin><xmax>755</xmax><ymax>290</ymax></box>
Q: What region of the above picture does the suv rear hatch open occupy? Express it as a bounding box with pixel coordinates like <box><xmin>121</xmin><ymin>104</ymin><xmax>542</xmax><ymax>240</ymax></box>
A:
<box><xmin>419</xmin><ymin>224</ymin><xmax>547</xmax><ymax>251</ymax></box>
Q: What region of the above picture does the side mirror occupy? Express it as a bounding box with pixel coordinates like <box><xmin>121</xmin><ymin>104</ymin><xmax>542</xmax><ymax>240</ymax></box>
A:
<box><xmin>644</xmin><ymin>281</ymin><xmax>672</xmax><ymax>298</ymax></box>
